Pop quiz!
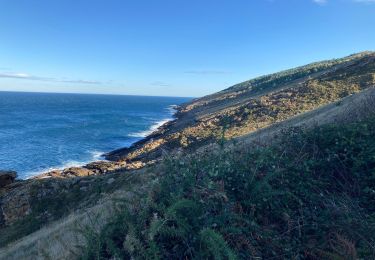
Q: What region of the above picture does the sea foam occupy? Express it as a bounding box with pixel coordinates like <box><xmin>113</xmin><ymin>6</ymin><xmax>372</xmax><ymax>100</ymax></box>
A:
<box><xmin>128</xmin><ymin>105</ymin><xmax>177</xmax><ymax>138</ymax></box>
<box><xmin>128</xmin><ymin>118</ymin><xmax>171</xmax><ymax>138</ymax></box>
<box><xmin>24</xmin><ymin>150</ymin><xmax>105</xmax><ymax>179</ymax></box>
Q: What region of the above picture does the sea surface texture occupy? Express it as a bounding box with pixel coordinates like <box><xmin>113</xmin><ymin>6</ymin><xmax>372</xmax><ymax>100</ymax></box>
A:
<box><xmin>0</xmin><ymin>92</ymin><xmax>190</xmax><ymax>178</ymax></box>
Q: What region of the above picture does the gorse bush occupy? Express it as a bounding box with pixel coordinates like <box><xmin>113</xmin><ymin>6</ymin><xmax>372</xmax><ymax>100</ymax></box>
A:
<box><xmin>81</xmin><ymin>118</ymin><xmax>375</xmax><ymax>259</ymax></box>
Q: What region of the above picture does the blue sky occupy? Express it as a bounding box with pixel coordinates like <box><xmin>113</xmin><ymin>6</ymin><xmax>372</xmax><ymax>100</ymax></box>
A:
<box><xmin>0</xmin><ymin>0</ymin><xmax>374</xmax><ymax>97</ymax></box>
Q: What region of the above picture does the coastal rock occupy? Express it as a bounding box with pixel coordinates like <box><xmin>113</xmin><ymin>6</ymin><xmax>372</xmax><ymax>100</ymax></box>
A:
<box><xmin>61</xmin><ymin>167</ymin><xmax>94</xmax><ymax>177</ymax></box>
<box><xmin>0</xmin><ymin>171</ymin><xmax>17</xmax><ymax>188</ymax></box>
<box><xmin>35</xmin><ymin>161</ymin><xmax>129</xmax><ymax>179</ymax></box>
<box><xmin>35</xmin><ymin>170</ymin><xmax>63</xmax><ymax>179</ymax></box>
<box><xmin>125</xmin><ymin>161</ymin><xmax>146</xmax><ymax>170</ymax></box>
<box><xmin>85</xmin><ymin>161</ymin><xmax>122</xmax><ymax>174</ymax></box>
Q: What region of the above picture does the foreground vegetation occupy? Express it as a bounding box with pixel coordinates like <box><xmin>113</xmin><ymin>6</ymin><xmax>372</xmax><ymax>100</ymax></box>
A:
<box><xmin>81</xmin><ymin>117</ymin><xmax>375</xmax><ymax>259</ymax></box>
<box><xmin>0</xmin><ymin>171</ymin><xmax>145</xmax><ymax>247</ymax></box>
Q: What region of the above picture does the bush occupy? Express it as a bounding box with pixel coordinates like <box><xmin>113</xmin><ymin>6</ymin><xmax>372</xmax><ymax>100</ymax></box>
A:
<box><xmin>81</xmin><ymin>118</ymin><xmax>375</xmax><ymax>259</ymax></box>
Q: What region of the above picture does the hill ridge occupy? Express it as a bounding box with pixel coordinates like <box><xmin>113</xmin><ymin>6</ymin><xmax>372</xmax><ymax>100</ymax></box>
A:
<box><xmin>105</xmin><ymin>51</ymin><xmax>375</xmax><ymax>163</ymax></box>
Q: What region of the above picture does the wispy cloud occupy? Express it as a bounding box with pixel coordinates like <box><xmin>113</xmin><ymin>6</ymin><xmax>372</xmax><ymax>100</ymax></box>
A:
<box><xmin>312</xmin><ymin>0</ymin><xmax>327</xmax><ymax>5</ymax></box>
<box><xmin>150</xmin><ymin>81</ymin><xmax>170</xmax><ymax>87</ymax></box>
<box><xmin>60</xmin><ymin>79</ymin><xmax>101</xmax><ymax>84</ymax></box>
<box><xmin>184</xmin><ymin>70</ymin><xmax>230</xmax><ymax>75</ymax></box>
<box><xmin>0</xmin><ymin>71</ymin><xmax>101</xmax><ymax>85</ymax></box>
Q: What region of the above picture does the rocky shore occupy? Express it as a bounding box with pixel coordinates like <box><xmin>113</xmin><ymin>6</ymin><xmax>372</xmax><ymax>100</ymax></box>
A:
<box><xmin>24</xmin><ymin>105</ymin><xmax>181</xmax><ymax>179</ymax></box>
<box><xmin>34</xmin><ymin>160</ymin><xmax>146</xmax><ymax>179</ymax></box>
<box><xmin>0</xmin><ymin>107</ymin><xmax>183</xmax><ymax>229</ymax></box>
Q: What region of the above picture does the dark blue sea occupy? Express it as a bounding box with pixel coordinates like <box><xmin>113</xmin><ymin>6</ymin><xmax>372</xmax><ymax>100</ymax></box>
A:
<box><xmin>0</xmin><ymin>92</ymin><xmax>191</xmax><ymax>179</ymax></box>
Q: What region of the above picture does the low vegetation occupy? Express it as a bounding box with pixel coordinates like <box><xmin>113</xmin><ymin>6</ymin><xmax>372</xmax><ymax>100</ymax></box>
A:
<box><xmin>119</xmin><ymin>52</ymin><xmax>375</xmax><ymax>163</ymax></box>
<box><xmin>182</xmin><ymin>52</ymin><xmax>373</xmax><ymax>111</ymax></box>
<box><xmin>80</xmin><ymin>117</ymin><xmax>375</xmax><ymax>259</ymax></box>
<box><xmin>0</xmin><ymin>172</ymin><xmax>143</xmax><ymax>248</ymax></box>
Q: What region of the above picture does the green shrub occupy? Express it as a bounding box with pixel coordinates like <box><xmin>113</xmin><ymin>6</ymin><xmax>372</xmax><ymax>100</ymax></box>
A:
<box><xmin>81</xmin><ymin>118</ymin><xmax>375</xmax><ymax>259</ymax></box>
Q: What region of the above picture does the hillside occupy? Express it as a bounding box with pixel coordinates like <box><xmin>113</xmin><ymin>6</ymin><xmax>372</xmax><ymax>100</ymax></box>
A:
<box><xmin>0</xmin><ymin>52</ymin><xmax>375</xmax><ymax>259</ymax></box>
<box><xmin>105</xmin><ymin>52</ymin><xmax>375</xmax><ymax>164</ymax></box>
<box><xmin>84</xmin><ymin>115</ymin><xmax>375</xmax><ymax>259</ymax></box>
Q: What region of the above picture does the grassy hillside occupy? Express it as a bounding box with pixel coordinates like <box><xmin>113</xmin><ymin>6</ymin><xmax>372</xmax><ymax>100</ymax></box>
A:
<box><xmin>82</xmin><ymin>116</ymin><xmax>375</xmax><ymax>259</ymax></box>
<box><xmin>106</xmin><ymin>52</ymin><xmax>375</xmax><ymax>165</ymax></box>
<box><xmin>184</xmin><ymin>52</ymin><xmax>373</xmax><ymax>111</ymax></box>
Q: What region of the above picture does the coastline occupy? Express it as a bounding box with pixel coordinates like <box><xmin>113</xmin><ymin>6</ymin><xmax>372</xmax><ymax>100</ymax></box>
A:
<box><xmin>24</xmin><ymin>150</ymin><xmax>105</xmax><ymax>179</ymax></box>
<box><xmin>104</xmin><ymin>104</ymin><xmax>181</xmax><ymax>161</ymax></box>
<box><xmin>29</xmin><ymin>104</ymin><xmax>181</xmax><ymax>179</ymax></box>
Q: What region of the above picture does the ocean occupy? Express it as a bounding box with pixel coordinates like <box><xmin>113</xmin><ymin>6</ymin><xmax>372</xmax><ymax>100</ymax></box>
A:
<box><xmin>0</xmin><ymin>91</ymin><xmax>191</xmax><ymax>179</ymax></box>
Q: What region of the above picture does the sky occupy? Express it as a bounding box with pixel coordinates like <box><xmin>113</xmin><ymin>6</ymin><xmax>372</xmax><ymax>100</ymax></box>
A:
<box><xmin>0</xmin><ymin>0</ymin><xmax>374</xmax><ymax>97</ymax></box>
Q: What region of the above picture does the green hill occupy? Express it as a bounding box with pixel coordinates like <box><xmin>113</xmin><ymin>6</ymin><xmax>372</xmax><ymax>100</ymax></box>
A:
<box><xmin>106</xmin><ymin>51</ymin><xmax>375</xmax><ymax>165</ymax></box>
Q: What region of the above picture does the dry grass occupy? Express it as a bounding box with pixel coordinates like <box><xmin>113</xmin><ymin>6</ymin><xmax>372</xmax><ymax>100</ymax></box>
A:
<box><xmin>184</xmin><ymin>87</ymin><xmax>375</xmax><ymax>165</ymax></box>
<box><xmin>234</xmin><ymin>86</ymin><xmax>375</xmax><ymax>148</ymax></box>
<box><xmin>0</xmin><ymin>173</ymin><xmax>150</xmax><ymax>260</ymax></box>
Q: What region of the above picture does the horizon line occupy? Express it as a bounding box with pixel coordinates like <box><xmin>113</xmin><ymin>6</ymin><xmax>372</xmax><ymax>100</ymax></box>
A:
<box><xmin>0</xmin><ymin>90</ymin><xmax>196</xmax><ymax>99</ymax></box>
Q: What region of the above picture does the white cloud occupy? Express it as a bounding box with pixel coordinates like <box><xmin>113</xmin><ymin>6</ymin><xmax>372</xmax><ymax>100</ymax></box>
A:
<box><xmin>0</xmin><ymin>71</ymin><xmax>101</xmax><ymax>85</ymax></box>
<box><xmin>61</xmin><ymin>79</ymin><xmax>101</xmax><ymax>84</ymax></box>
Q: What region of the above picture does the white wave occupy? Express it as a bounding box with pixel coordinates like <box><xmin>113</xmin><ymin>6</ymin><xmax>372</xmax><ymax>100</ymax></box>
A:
<box><xmin>166</xmin><ymin>104</ymin><xmax>178</xmax><ymax>115</ymax></box>
<box><xmin>128</xmin><ymin>118</ymin><xmax>171</xmax><ymax>138</ymax></box>
<box><xmin>90</xmin><ymin>150</ymin><xmax>105</xmax><ymax>161</ymax></box>
<box><xmin>23</xmin><ymin>105</ymin><xmax>180</xmax><ymax>179</ymax></box>
<box><xmin>128</xmin><ymin>105</ymin><xmax>178</xmax><ymax>138</ymax></box>
<box><xmin>24</xmin><ymin>150</ymin><xmax>106</xmax><ymax>179</ymax></box>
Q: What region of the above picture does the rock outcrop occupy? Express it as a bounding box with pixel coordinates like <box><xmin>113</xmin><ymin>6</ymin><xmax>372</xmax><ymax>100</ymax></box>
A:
<box><xmin>85</xmin><ymin>161</ymin><xmax>124</xmax><ymax>174</ymax></box>
<box><xmin>61</xmin><ymin>167</ymin><xmax>94</xmax><ymax>177</ymax></box>
<box><xmin>0</xmin><ymin>171</ymin><xmax>17</xmax><ymax>188</ymax></box>
<box><xmin>33</xmin><ymin>160</ymin><xmax>147</xmax><ymax>179</ymax></box>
